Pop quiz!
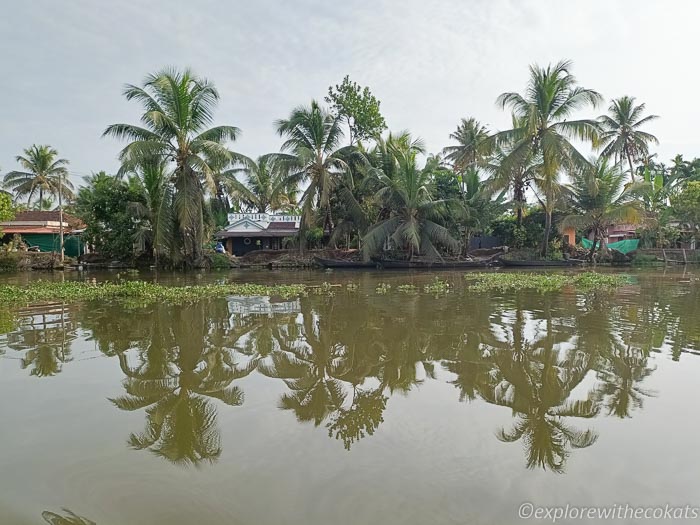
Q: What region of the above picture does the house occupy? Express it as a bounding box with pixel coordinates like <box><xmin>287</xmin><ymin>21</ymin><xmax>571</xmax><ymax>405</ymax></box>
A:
<box><xmin>0</xmin><ymin>210</ymin><xmax>86</xmax><ymax>257</ymax></box>
<box><xmin>603</xmin><ymin>223</ymin><xmax>637</xmax><ymax>244</ymax></box>
<box><xmin>215</xmin><ymin>213</ymin><xmax>301</xmax><ymax>256</ymax></box>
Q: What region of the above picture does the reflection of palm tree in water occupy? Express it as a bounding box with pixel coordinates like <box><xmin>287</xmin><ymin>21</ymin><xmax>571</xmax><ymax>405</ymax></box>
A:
<box><xmin>445</xmin><ymin>296</ymin><xmax>600</xmax><ymax>473</ymax></box>
<box><xmin>574</xmin><ymin>294</ymin><xmax>656</xmax><ymax>419</ymax></box>
<box><xmin>42</xmin><ymin>508</ymin><xmax>96</xmax><ymax>525</ymax></box>
<box><xmin>261</xmin><ymin>299</ymin><xmax>434</xmax><ymax>449</ymax></box>
<box><xmin>110</xmin><ymin>303</ymin><xmax>249</xmax><ymax>466</ymax></box>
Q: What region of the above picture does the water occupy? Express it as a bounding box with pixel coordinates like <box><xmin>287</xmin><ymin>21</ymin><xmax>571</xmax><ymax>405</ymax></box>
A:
<box><xmin>1</xmin><ymin>269</ymin><xmax>699</xmax><ymax>524</ymax></box>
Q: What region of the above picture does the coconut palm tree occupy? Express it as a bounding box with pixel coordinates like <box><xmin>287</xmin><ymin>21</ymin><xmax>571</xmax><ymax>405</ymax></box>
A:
<box><xmin>442</xmin><ymin>117</ymin><xmax>491</xmax><ymax>173</ymax></box>
<box><xmin>560</xmin><ymin>157</ymin><xmax>645</xmax><ymax>260</ymax></box>
<box><xmin>493</xmin><ymin>60</ymin><xmax>602</xmax><ymax>255</ymax></box>
<box><xmin>275</xmin><ymin>101</ymin><xmax>354</xmax><ymax>244</ymax></box>
<box><xmin>224</xmin><ymin>154</ymin><xmax>298</xmax><ymax>213</ymax></box>
<box><xmin>599</xmin><ymin>96</ymin><xmax>658</xmax><ymax>181</ymax></box>
<box><xmin>125</xmin><ymin>157</ymin><xmax>174</xmax><ymax>266</ymax></box>
<box><xmin>3</xmin><ymin>145</ymin><xmax>74</xmax><ymax>207</ymax></box>
<box><xmin>103</xmin><ymin>68</ymin><xmax>240</xmax><ymax>266</ymax></box>
<box><xmin>362</xmin><ymin>148</ymin><xmax>460</xmax><ymax>260</ymax></box>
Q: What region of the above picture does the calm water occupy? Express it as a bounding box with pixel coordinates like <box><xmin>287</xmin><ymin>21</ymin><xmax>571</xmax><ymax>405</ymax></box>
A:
<box><xmin>1</xmin><ymin>269</ymin><xmax>699</xmax><ymax>525</ymax></box>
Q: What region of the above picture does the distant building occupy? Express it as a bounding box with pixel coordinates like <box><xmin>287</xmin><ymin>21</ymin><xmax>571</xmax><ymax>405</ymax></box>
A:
<box><xmin>215</xmin><ymin>213</ymin><xmax>300</xmax><ymax>256</ymax></box>
<box><xmin>603</xmin><ymin>223</ymin><xmax>637</xmax><ymax>244</ymax></box>
<box><xmin>0</xmin><ymin>210</ymin><xmax>86</xmax><ymax>257</ymax></box>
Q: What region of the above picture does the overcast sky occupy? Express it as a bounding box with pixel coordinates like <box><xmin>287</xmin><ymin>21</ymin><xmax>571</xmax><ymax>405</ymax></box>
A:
<box><xmin>2</xmin><ymin>0</ymin><xmax>698</xmax><ymax>187</ymax></box>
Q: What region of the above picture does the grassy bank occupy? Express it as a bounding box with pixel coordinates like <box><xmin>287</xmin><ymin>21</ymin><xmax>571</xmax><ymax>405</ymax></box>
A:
<box><xmin>465</xmin><ymin>272</ymin><xmax>629</xmax><ymax>293</ymax></box>
<box><xmin>0</xmin><ymin>280</ymin><xmax>307</xmax><ymax>306</ymax></box>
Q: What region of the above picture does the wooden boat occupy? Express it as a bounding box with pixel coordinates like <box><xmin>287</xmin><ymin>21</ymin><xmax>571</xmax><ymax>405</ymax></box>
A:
<box><xmin>500</xmin><ymin>259</ymin><xmax>585</xmax><ymax>267</ymax></box>
<box><xmin>374</xmin><ymin>259</ymin><xmax>491</xmax><ymax>269</ymax></box>
<box><xmin>313</xmin><ymin>256</ymin><xmax>376</xmax><ymax>269</ymax></box>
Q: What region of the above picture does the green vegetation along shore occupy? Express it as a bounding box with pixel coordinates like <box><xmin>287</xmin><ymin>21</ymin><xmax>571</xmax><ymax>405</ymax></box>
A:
<box><xmin>3</xmin><ymin>61</ymin><xmax>700</xmax><ymax>269</ymax></box>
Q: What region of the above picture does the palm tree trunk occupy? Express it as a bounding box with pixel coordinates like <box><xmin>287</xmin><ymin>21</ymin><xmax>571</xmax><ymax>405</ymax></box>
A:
<box><xmin>514</xmin><ymin>180</ymin><xmax>524</xmax><ymax>227</ymax></box>
<box><xmin>588</xmin><ymin>229</ymin><xmax>598</xmax><ymax>262</ymax></box>
<box><xmin>540</xmin><ymin>209</ymin><xmax>552</xmax><ymax>257</ymax></box>
<box><xmin>627</xmin><ymin>150</ymin><xmax>636</xmax><ymax>182</ymax></box>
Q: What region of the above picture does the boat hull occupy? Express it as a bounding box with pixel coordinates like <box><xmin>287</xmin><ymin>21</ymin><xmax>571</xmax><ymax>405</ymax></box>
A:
<box><xmin>313</xmin><ymin>257</ymin><xmax>376</xmax><ymax>269</ymax></box>
<box><xmin>375</xmin><ymin>259</ymin><xmax>490</xmax><ymax>269</ymax></box>
<box><xmin>500</xmin><ymin>259</ymin><xmax>585</xmax><ymax>267</ymax></box>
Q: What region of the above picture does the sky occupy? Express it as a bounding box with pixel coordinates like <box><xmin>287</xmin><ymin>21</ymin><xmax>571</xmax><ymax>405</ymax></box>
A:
<box><xmin>1</xmin><ymin>0</ymin><xmax>699</xmax><ymax>188</ymax></box>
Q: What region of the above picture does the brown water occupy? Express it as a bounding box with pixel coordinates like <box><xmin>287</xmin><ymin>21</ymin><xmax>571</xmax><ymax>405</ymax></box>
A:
<box><xmin>0</xmin><ymin>269</ymin><xmax>699</xmax><ymax>525</ymax></box>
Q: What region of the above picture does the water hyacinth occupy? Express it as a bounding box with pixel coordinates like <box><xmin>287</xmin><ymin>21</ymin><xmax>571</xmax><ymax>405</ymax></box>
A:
<box><xmin>465</xmin><ymin>272</ymin><xmax>629</xmax><ymax>293</ymax></box>
<box><xmin>0</xmin><ymin>280</ymin><xmax>308</xmax><ymax>306</ymax></box>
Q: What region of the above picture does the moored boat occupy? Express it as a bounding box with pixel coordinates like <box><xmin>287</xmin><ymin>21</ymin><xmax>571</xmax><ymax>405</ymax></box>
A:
<box><xmin>499</xmin><ymin>259</ymin><xmax>585</xmax><ymax>267</ymax></box>
<box><xmin>374</xmin><ymin>259</ymin><xmax>491</xmax><ymax>269</ymax></box>
<box><xmin>313</xmin><ymin>256</ymin><xmax>376</xmax><ymax>269</ymax></box>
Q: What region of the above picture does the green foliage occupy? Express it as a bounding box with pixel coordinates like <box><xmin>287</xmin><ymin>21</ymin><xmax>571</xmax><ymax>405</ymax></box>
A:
<box><xmin>465</xmin><ymin>272</ymin><xmax>629</xmax><ymax>293</ymax></box>
<box><xmin>375</xmin><ymin>282</ymin><xmax>391</xmax><ymax>294</ymax></box>
<box><xmin>3</xmin><ymin>144</ymin><xmax>74</xmax><ymax>206</ymax></box>
<box><xmin>362</xmin><ymin>146</ymin><xmax>460</xmax><ymax>260</ymax></box>
<box><xmin>75</xmin><ymin>172</ymin><xmax>146</xmax><ymax>260</ymax></box>
<box><xmin>305</xmin><ymin>226</ymin><xmax>324</xmax><ymax>248</ymax></box>
<box><xmin>325</xmin><ymin>75</ymin><xmax>387</xmax><ymax>145</ymax></box>
<box><xmin>491</xmin><ymin>209</ymin><xmax>548</xmax><ymax>249</ymax></box>
<box><xmin>631</xmin><ymin>253</ymin><xmax>660</xmax><ymax>266</ymax></box>
<box><xmin>671</xmin><ymin>181</ymin><xmax>700</xmax><ymax>231</ymax></box>
<box><xmin>0</xmin><ymin>280</ymin><xmax>307</xmax><ymax>306</ymax></box>
<box><xmin>637</xmin><ymin>224</ymin><xmax>681</xmax><ymax>249</ymax></box>
<box><xmin>599</xmin><ymin>96</ymin><xmax>659</xmax><ymax>180</ymax></box>
<box><xmin>494</xmin><ymin>60</ymin><xmax>602</xmax><ymax>256</ymax></box>
<box><xmin>276</xmin><ymin>100</ymin><xmax>353</xmax><ymax>246</ymax></box>
<box><xmin>423</xmin><ymin>277</ymin><xmax>450</xmax><ymax>295</ymax></box>
<box><xmin>442</xmin><ymin>118</ymin><xmax>491</xmax><ymax>172</ymax></box>
<box><xmin>103</xmin><ymin>68</ymin><xmax>240</xmax><ymax>266</ymax></box>
<box><xmin>0</xmin><ymin>193</ymin><xmax>15</xmax><ymax>235</ymax></box>
<box><xmin>560</xmin><ymin>156</ymin><xmax>645</xmax><ymax>259</ymax></box>
<box><xmin>209</xmin><ymin>252</ymin><xmax>231</xmax><ymax>269</ymax></box>
<box><xmin>0</xmin><ymin>253</ymin><xmax>19</xmax><ymax>272</ymax></box>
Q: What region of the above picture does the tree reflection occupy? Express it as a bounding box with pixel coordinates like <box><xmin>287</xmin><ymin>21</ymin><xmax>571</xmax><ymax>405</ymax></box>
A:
<box><xmin>68</xmin><ymin>276</ymin><xmax>698</xmax><ymax>470</ymax></box>
<box><xmin>3</xmin><ymin>303</ymin><xmax>76</xmax><ymax>377</ymax></box>
<box><xmin>109</xmin><ymin>301</ymin><xmax>248</xmax><ymax>466</ymax></box>
<box><xmin>42</xmin><ymin>509</ymin><xmax>96</xmax><ymax>525</ymax></box>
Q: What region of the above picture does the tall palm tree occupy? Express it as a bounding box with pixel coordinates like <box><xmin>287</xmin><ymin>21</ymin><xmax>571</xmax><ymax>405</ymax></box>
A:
<box><xmin>362</xmin><ymin>148</ymin><xmax>460</xmax><ymax>260</ymax></box>
<box><xmin>599</xmin><ymin>96</ymin><xmax>658</xmax><ymax>181</ymax></box>
<box><xmin>560</xmin><ymin>157</ymin><xmax>645</xmax><ymax>260</ymax></box>
<box><xmin>275</xmin><ymin>101</ymin><xmax>352</xmax><ymax>244</ymax></box>
<box><xmin>103</xmin><ymin>68</ymin><xmax>240</xmax><ymax>266</ymax></box>
<box><xmin>224</xmin><ymin>154</ymin><xmax>297</xmax><ymax>213</ymax></box>
<box><xmin>442</xmin><ymin>117</ymin><xmax>491</xmax><ymax>173</ymax></box>
<box><xmin>494</xmin><ymin>60</ymin><xmax>602</xmax><ymax>255</ymax></box>
<box><xmin>3</xmin><ymin>145</ymin><xmax>74</xmax><ymax>207</ymax></box>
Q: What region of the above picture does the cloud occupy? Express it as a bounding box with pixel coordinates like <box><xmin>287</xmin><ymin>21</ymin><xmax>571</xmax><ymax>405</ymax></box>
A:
<box><xmin>1</xmin><ymin>0</ymin><xmax>698</xmax><ymax>185</ymax></box>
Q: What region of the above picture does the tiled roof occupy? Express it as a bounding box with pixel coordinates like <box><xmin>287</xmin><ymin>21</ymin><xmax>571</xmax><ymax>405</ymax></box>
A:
<box><xmin>8</xmin><ymin>211</ymin><xmax>85</xmax><ymax>229</ymax></box>
<box><xmin>266</xmin><ymin>221</ymin><xmax>297</xmax><ymax>231</ymax></box>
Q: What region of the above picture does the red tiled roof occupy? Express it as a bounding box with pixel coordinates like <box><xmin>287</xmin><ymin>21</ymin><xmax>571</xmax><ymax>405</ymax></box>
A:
<box><xmin>2</xmin><ymin>226</ymin><xmax>61</xmax><ymax>234</ymax></box>
<box><xmin>266</xmin><ymin>221</ymin><xmax>297</xmax><ymax>231</ymax></box>
<box><xmin>8</xmin><ymin>210</ymin><xmax>85</xmax><ymax>229</ymax></box>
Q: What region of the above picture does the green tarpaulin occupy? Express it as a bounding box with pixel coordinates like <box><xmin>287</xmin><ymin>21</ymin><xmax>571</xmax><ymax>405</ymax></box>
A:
<box><xmin>581</xmin><ymin>238</ymin><xmax>639</xmax><ymax>254</ymax></box>
<box><xmin>20</xmin><ymin>234</ymin><xmax>83</xmax><ymax>257</ymax></box>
